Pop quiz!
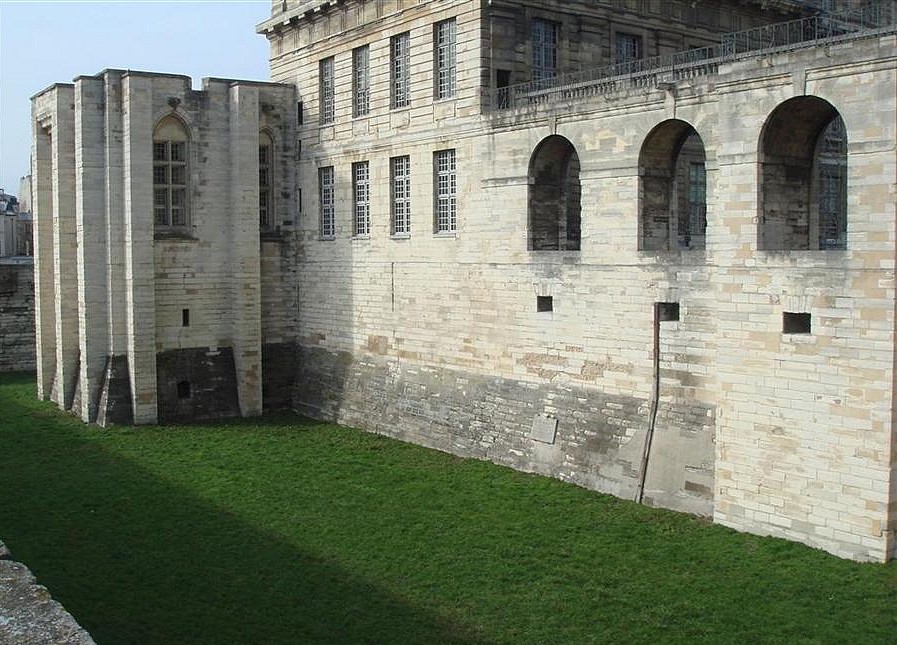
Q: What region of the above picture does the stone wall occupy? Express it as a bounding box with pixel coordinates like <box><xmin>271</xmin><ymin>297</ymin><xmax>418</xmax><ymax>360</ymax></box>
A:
<box><xmin>270</xmin><ymin>0</ymin><xmax>896</xmax><ymax>562</ymax></box>
<box><xmin>0</xmin><ymin>260</ymin><xmax>36</xmax><ymax>372</ymax></box>
<box><xmin>0</xmin><ymin>540</ymin><xmax>96</xmax><ymax>645</ymax></box>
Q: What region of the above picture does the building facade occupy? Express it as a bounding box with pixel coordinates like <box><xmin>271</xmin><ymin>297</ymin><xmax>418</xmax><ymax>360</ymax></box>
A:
<box><xmin>33</xmin><ymin>0</ymin><xmax>897</xmax><ymax>561</ymax></box>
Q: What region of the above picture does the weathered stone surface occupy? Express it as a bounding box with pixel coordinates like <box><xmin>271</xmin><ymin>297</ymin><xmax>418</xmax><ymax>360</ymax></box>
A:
<box><xmin>0</xmin><ymin>543</ymin><xmax>95</xmax><ymax>645</ymax></box>
<box><xmin>296</xmin><ymin>346</ymin><xmax>715</xmax><ymax>516</ymax></box>
<box><xmin>0</xmin><ymin>261</ymin><xmax>36</xmax><ymax>373</ymax></box>
<box><xmin>156</xmin><ymin>347</ymin><xmax>240</xmax><ymax>423</ymax></box>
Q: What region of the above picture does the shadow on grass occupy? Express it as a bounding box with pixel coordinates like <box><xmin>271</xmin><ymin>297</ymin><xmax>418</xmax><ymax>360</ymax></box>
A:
<box><xmin>0</xmin><ymin>375</ymin><xmax>490</xmax><ymax>645</ymax></box>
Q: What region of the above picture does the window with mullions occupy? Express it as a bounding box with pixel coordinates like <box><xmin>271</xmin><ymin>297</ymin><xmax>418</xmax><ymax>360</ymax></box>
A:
<box><xmin>434</xmin><ymin>149</ymin><xmax>456</xmax><ymax>233</ymax></box>
<box><xmin>259</xmin><ymin>131</ymin><xmax>273</xmax><ymax>229</ymax></box>
<box><xmin>353</xmin><ymin>161</ymin><xmax>370</xmax><ymax>236</ymax></box>
<box><xmin>532</xmin><ymin>19</ymin><xmax>558</xmax><ymax>85</ymax></box>
<box><xmin>434</xmin><ymin>19</ymin><xmax>456</xmax><ymax>100</ymax></box>
<box><xmin>320</xmin><ymin>57</ymin><xmax>335</xmax><ymax>124</ymax></box>
<box><xmin>615</xmin><ymin>32</ymin><xmax>642</xmax><ymax>65</ymax></box>
<box><xmin>319</xmin><ymin>166</ymin><xmax>335</xmax><ymax>238</ymax></box>
<box><xmin>686</xmin><ymin>162</ymin><xmax>707</xmax><ymax>247</ymax></box>
<box><xmin>391</xmin><ymin>156</ymin><xmax>411</xmax><ymax>235</ymax></box>
<box><xmin>353</xmin><ymin>46</ymin><xmax>370</xmax><ymax>117</ymax></box>
<box><xmin>391</xmin><ymin>32</ymin><xmax>411</xmax><ymax>109</ymax></box>
<box><xmin>153</xmin><ymin>115</ymin><xmax>189</xmax><ymax>229</ymax></box>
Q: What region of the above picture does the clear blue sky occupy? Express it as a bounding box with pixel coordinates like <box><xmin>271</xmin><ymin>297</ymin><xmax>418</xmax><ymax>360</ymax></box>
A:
<box><xmin>0</xmin><ymin>0</ymin><xmax>273</xmax><ymax>196</ymax></box>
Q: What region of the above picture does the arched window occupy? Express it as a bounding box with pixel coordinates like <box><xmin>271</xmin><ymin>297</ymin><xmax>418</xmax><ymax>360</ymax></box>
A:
<box><xmin>153</xmin><ymin>115</ymin><xmax>189</xmax><ymax>230</ymax></box>
<box><xmin>758</xmin><ymin>97</ymin><xmax>847</xmax><ymax>250</ymax></box>
<box><xmin>528</xmin><ymin>135</ymin><xmax>581</xmax><ymax>251</ymax></box>
<box><xmin>259</xmin><ymin>130</ymin><xmax>274</xmax><ymax>230</ymax></box>
<box><xmin>638</xmin><ymin>120</ymin><xmax>706</xmax><ymax>251</ymax></box>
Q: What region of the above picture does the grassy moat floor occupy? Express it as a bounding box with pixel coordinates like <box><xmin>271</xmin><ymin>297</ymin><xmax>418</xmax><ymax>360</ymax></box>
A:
<box><xmin>0</xmin><ymin>372</ymin><xmax>894</xmax><ymax>644</ymax></box>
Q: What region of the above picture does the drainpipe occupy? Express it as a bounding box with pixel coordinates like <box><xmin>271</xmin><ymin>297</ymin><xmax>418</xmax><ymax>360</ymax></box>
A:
<box><xmin>636</xmin><ymin>302</ymin><xmax>678</xmax><ymax>504</ymax></box>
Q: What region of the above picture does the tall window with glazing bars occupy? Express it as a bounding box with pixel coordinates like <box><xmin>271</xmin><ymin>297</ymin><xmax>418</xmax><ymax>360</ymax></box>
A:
<box><xmin>391</xmin><ymin>32</ymin><xmax>411</xmax><ymax>109</ymax></box>
<box><xmin>434</xmin><ymin>19</ymin><xmax>456</xmax><ymax>99</ymax></box>
<box><xmin>532</xmin><ymin>19</ymin><xmax>558</xmax><ymax>85</ymax></box>
<box><xmin>153</xmin><ymin>115</ymin><xmax>188</xmax><ymax>229</ymax></box>
<box><xmin>319</xmin><ymin>166</ymin><xmax>335</xmax><ymax>238</ymax></box>
<box><xmin>353</xmin><ymin>161</ymin><xmax>370</xmax><ymax>236</ymax></box>
<box><xmin>353</xmin><ymin>46</ymin><xmax>370</xmax><ymax>117</ymax></box>
<box><xmin>259</xmin><ymin>131</ymin><xmax>273</xmax><ymax>229</ymax></box>
<box><xmin>434</xmin><ymin>149</ymin><xmax>456</xmax><ymax>233</ymax></box>
<box><xmin>391</xmin><ymin>156</ymin><xmax>411</xmax><ymax>235</ymax></box>
<box><xmin>319</xmin><ymin>56</ymin><xmax>335</xmax><ymax>124</ymax></box>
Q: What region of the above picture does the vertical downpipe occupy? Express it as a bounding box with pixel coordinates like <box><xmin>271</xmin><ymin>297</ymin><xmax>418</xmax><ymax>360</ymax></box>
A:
<box><xmin>637</xmin><ymin>302</ymin><xmax>662</xmax><ymax>504</ymax></box>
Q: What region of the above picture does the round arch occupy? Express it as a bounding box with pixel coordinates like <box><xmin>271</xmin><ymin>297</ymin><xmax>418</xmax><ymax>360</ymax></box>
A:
<box><xmin>758</xmin><ymin>96</ymin><xmax>847</xmax><ymax>250</ymax></box>
<box><xmin>528</xmin><ymin>135</ymin><xmax>581</xmax><ymax>251</ymax></box>
<box><xmin>638</xmin><ymin>119</ymin><xmax>706</xmax><ymax>251</ymax></box>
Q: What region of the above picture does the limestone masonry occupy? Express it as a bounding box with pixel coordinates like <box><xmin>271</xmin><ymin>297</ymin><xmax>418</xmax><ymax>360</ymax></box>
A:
<box><xmin>32</xmin><ymin>0</ymin><xmax>897</xmax><ymax>561</ymax></box>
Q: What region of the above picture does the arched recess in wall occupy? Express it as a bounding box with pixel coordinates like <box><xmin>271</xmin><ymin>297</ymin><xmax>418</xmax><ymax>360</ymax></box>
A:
<box><xmin>528</xmin><ymin>135</ymin><xmax>581</xmax><ymax>251</ymax></box>
<box><xmin>153</xmin><ymin>115</ymin><xmax>190</xmax><ymax>230</ymax></box>
<box><xmin>758</xmin><ymin>96</ymin><xmax>847</xmax><ymax>251</ymax></box>
<box><xmin>638</xmin><ymin>119</ymin><xmax>707</xmax><ymax>251</ymax></box>
<box><xmin>259</xmin><ymin>129</ymin><xmax>274</xmax><ymax>230</ymax></box>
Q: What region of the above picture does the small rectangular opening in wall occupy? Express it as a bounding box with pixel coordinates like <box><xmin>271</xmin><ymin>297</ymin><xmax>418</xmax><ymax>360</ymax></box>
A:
<box><xmin>177</xmin><ymin>381</ymin><xmax>191</xmax><ymax>399</ymax></box>
<box><xmin>537</xmin><ymin>295</ymin><xmax>553</xmax><ymax>312</ymax></box>
<box><xmin>656</xmin><ymin>302</ymin><xmax>680</xmax><ymax>322</ymax></box>
<box><xmin>182</xmin><ymin>308</ymin><xmax>190</xmax><ymax>327</ymax></box>
<box><xmin>783</xmin><ymin>312</ymin><xmax>811</xmax><ymax>334</ymax></box>
<box><xmin>297</xmin><ymin>101</ymin><xmax>304</xmax><ymax>125</ymax></box>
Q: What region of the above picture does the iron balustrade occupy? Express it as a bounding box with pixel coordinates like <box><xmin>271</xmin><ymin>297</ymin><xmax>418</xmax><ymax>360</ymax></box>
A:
<box><xmin>492</xmin><ymin>1</ymin><xmax>897</xmax><ymax>111</ymax></box>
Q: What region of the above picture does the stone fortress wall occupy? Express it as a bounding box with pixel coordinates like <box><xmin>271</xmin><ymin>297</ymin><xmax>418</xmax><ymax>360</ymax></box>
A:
<box><xmin>32</xmin><ymin>0</ymin><xmax>897</xmax><ymax>562</ymax></box>
<box><xmin>0</xmin><ymin>260</ymin><xmax>36</xmax><ymax>372</ymax></box>
<box><xmin>261</xmin><ymin>0</ymin><xmax>897</xmax><ymax>561</ymax></box>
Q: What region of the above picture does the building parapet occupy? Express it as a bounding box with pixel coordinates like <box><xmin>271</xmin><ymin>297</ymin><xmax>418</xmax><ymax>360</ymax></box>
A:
<box><xmin>492</xmin><ymin>1</ymin><xmax>897</xmax><ymax>111</ymax></box>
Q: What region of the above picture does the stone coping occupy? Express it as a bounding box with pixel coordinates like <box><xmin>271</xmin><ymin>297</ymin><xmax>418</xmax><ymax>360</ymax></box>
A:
<box><xmin>0</xmin><ymin>540</ymin><xmax>96</xmax><ymax>645</ymax></box>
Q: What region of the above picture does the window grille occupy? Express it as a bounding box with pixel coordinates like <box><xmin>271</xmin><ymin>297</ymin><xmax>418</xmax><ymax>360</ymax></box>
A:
<box><xmin>259</xmin><ymin>141</ymin><xmax>272</xmax><ymax>228</ymax></box>
<box><xmin>615</xmin><ymin>32</ymin><xmax>642</xmax><ymax>64</ymax></box>
<box><xmin>532</xmin><ymin>19</ymin><xmax>558</xmax><ymax>84</ymax></box>
<box><xmin>434</xmin><ymin>149</ymin><xmax>456</xmax><ymax>233</ymax></box>
<box><xmin>687</xmin><ymin>161</ymin><xmax>707</xmax><ymax>244</ymax></box>
<box><xmin>353</xmin><ymin>46</ymin><xmax>370</xmax><ymax>117</ymax></box>
<box><xmin>152</xmin><ymin>125</ymin><xmax>188</xmax><ymax>229</ymax></box>
<box><xmin>434</xmin><ymin>19</ymin><xmax>456</xmax><ymax>99</ymax></box>
<box><xmin>319</xmin><ymin>166</ymin><xmax>335</xmax><ymax>238</ymax></box>
<box><xmin>391</xmin><ymin>156</ymin><xmax>411</xmax><ymax>235</ymax></box>
<box><xmin>319</xmin><ymin>57</ymin><xmax>335</xmax><ymax>124</ymax></box>
<box><xmin>353</xmin><ymin>161</ymin><xmax>370</xmax><ymax>236</ymax></box>
<box><xmin>391</xmin><ymin>32</ymin><xmax>411</xmax><ymax>109</ymax></box>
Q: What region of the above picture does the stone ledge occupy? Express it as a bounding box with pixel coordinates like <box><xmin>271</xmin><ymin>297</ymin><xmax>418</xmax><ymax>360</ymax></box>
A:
<box><xmin>0</xmin><ymin>540</ymin><xmax>96</xmax><ymax>645</ymax></box>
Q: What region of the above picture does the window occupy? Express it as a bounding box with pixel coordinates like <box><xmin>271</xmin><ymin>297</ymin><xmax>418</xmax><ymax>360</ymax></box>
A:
<box><xmin>319</xmin><ymin>166</ymin><xmax>335</xmax><ymax>238</ymax></box>
<box><xmin>259</xmin><ymin>131</ymin><xmax>273</xmax><ymax>229</ymax></box>
<box><xmin>615</xmin><ymin>32</ymin><xmax>642</xmax><ymax>65</ymax></box>
<box><xmin>153</xmin><ymin>115</ymin><xmax>188</xmax><ymax>229</ymax></box>
<box><xmin>434</xmin><ymin>19</ymin><xmax>456</xmax><ymax>99</ymax></box>
<box><xmin>352</xmin><ymin>46</ymin><xmax>370</xmax><ymax>117</ymax></box>
<box><xmin>532</xmin><ymin>19</ymin><xmax>558</xmax><ymax>84</ymax></box>
<box><xmin>391</xmin><ymin>32</ymin><xmax>411</xmax><ymax>109</ymax></box>
<box><xmin>817</xmin><ymin>117</ymin><xmax>847</xmax><ymax>250</ymax></box>
<box><xmin>434</xmin><ymin>149</ymin><xmax>456</xmax><ymax>233</ymax></box>
<box><xmin>353</xmin><ymin>161</ymin><xmax>370</xmax><ymax>236</ymax></box>
<box><xmin>686</xmin><ymin>162</ymin><xmax>707</xmax><ymax>248</ymax></box>
<box><xmin>391</xmin><ymin>156</ymin><xmax>411</xmax><ymax>235</ymax></box>
<box><xmin>319</xmin><ymin>57</ymin><xmax>335</xmax><ymax>124</ymax></box>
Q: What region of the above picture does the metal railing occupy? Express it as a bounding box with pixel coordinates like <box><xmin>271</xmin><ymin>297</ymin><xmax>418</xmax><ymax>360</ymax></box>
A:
<box><xmin>492</xmin><ymin>0</ymin><xmax>897</xmax><ymax>112</ymax></box>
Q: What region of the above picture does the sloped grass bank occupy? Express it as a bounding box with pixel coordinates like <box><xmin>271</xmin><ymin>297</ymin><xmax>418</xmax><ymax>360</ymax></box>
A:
<box><xmin>1</xmin><ymin>373</ymin><xmax>894</xmax><ymax>644</ymax></box>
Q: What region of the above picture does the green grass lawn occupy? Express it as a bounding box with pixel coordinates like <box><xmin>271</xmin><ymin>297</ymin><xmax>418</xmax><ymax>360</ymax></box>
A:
<box><xmin>0</xmin><ymin>373</ymin><xmax>894</xmax><ymax>644</ymax></box>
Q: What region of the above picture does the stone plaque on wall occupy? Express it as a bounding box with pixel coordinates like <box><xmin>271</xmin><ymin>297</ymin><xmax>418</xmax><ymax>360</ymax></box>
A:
<box><xmin>530</xmin><ymin>414</ymin><xmax>558</xmax><ymax>444</ymax></box>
